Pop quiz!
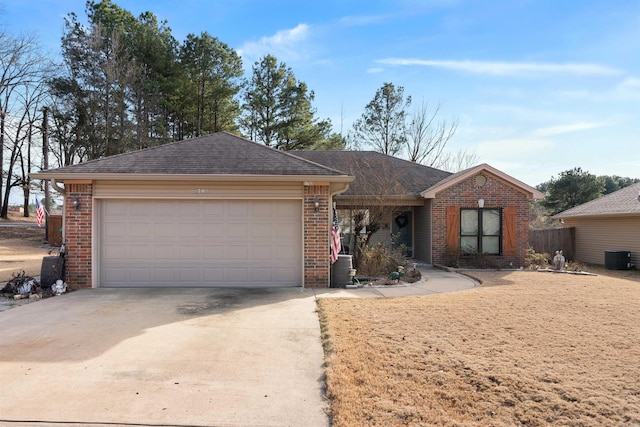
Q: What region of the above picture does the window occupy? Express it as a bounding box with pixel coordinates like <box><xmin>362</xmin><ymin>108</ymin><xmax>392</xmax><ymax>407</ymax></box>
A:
<box><xmin>460</xmin><ymin>208</ymin><xmax>501</xmax><ymax>255</ymax></box>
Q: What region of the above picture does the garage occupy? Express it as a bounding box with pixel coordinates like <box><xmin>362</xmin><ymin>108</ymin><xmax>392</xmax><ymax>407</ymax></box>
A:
<box><xmin>31</xmin><ymin>132</ymin><xmax>353</xmax><ymax>289</ymax></box>
<box><xmin>100</xmin><ymin>199</ymin><xmax>302</xmax><ymax>287</ymax></box>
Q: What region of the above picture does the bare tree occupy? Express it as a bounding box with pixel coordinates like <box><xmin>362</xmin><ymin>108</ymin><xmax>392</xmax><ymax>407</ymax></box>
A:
<box><xmin>433</xmin><ymin>147</ymin><xmax>479</xmax><ymax>172</ymax></box>
<box><xmin>405</xmin><ymin>101</ymin><xmax>458</xmax><ymax>166</ymax></box>
<box><xmin>334</xmin><ymin>153</ymin><xmax>406</xmax><ymax>268</ymax></box>
<box><xmin>0</xmin><ymin>32</ymin><xmax>50</xmax><ymax>218</ymax></box>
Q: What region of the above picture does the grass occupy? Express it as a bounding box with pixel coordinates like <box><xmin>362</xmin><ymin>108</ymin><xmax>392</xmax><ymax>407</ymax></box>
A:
<box><xmin>317</xmin><ymin>269</ymin><xmax>640</xmax><ymax>426</ymax></box>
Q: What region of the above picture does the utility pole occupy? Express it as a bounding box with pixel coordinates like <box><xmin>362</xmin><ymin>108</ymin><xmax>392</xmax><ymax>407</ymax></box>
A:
<box><xmin>42</xmin><ymin>106</ymin><xmax>50</xmax><ymax>218</ymax></box>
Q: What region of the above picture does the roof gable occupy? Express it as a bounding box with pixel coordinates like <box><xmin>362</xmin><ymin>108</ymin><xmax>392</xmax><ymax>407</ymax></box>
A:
<box><xmin>291</xmin><ymin>150</ymin><xmax>452</xmax><ymax>197</ymax></box>
<box><xmin>420</xmin><ymin>163</ymin><xmax>544</xmax><ymax>200</ymax></box>
<box><xmin>33</xmin><ymin>132</ymin><xmax>348</xmax><ymax>179</ymax></box>
<box><xmin>555</xmin><ymin>182</ymin><xmax>640</xmax><ymax>218</ymax></box>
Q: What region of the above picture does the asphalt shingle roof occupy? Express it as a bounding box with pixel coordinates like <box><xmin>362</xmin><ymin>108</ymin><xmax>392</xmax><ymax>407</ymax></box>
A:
<box><xmin>555</xmin><ymin>182</ymin><xmax>640</xmax><ymax>218</ymax></box>
<box><xmin>40</xmin><ymin>132</ymin><xmax>347</xmax><ymax>177</ymax></box>
<box><xmin>291</xmin><ymin>150</ymin><xmax>452</xmax><ymax>196</ymax></box>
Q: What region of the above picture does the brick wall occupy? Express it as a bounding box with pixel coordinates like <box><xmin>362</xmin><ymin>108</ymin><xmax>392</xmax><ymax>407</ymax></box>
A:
<box><xmin>431</xmin><ymin>173</ymin><xmax>531</xmax><ymax>268</ymax></box>
<box><xmin>303</xmin><ymin>184</ymin><xmax>330</xmax><ymax>287</ymax></box>
<box><xmin>64</xmin><ymin>183</ymin><xmax>93</xmax><ymax>288</ymax></box>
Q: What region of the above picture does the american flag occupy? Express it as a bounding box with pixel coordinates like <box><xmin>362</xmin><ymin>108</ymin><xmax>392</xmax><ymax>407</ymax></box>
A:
<box><xmin>330</xmin><ymin>209</ymin><xmax>341</xmax><ymax>264</ymax></box>
<box><xmin>35</xmin><ymin>198</ymin><xmax>45</xmax><ymax>227</ymax></box>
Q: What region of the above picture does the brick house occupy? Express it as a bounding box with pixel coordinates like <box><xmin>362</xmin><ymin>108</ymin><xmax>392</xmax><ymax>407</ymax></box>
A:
<box><xmin>294</xmin><ymin>151</ymin><xmax>544</xmax><ymax>268</ymax></box>
<box><xmin>32</xmin><ymin>132</ymin><xmax>542</xmax><ymax>289</ymax></box>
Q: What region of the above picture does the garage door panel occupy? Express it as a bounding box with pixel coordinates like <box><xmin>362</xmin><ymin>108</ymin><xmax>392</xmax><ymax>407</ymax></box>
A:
<box><xmin>129</xmin><ymin>267</ymin><xmax>152</xmax><ymax>282</ymax></box>
<box><xmin>227</xmin><ymin>245</ymin><xmax>248</xmax><ymax>259</ymax></box>
<box><xmin>177</xmin><ymin>245</ymin><xmax>201</xmax><ymax>259</ymax></box>
<box><xmin>178</xmin><ymin>222</ymin><xmax>200</xmax><ymax>237</ymax></box>
<box><xmin>274</xmin><ymin>245</ymin><xmax>298</xmax><ymax>259</ymax></box>
<box><xmin>203</xmin><ymin>245</ymin><xmax>224</xmax><ymax>258</ymax></box>
<box><xmin>227</xmin><ymin>223</ymin><xmax>248</xmax><ymax>237</ymax></box>
<box><xmin>251</xmin><ymin>245</ymin><xmax>273</xmax><ymax>260</ymax></box>
<box><xmin>100</xmin><ymin>199</ymin><xmax>302</xmax><ymax>287</ymax></box>
<box><xmin>153</xmin><ymin>267</ymin><xmax>176</xmax><ymax>282</ymax></box>
<box><xmin>203</xmin><ymin>226</ymin><xmax>225</xmax><ymax>237</ymax></box>
<box><xmin>252</xmin><ymin>201</ymin><xmax>273</xmax><ymax>216</ymax></box>
<box><xmin>153</xmin><ymin>222</ymin><xmax>175</xmax><ymax>237</ymax></box>
<box><xmin>228</xmin><ymin>201</ymin><xmax>249</xmax><ymax>216</ymax></box>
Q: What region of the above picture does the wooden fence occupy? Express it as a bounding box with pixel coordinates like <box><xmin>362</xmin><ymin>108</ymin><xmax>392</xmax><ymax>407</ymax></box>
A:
<box><xmin>529</xmin><ymin>227</ymin><xmax>575</xmax><ymax>261</ymax></box>
<box><xmin>47</xmin><ymin>215</ymin><xmax>63</xmax><ymax>246</ymax></box>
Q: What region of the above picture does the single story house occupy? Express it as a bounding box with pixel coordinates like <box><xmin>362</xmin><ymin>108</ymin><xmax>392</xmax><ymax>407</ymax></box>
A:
<box><xmin>32</xmin><ymin>132</ymin><xmax>543</xmax><ymax>289</ymax></box>
<box><xmin>554</xmin><ymin>182</ymin><xmax>640</xmax><ymax>267</ymax></box>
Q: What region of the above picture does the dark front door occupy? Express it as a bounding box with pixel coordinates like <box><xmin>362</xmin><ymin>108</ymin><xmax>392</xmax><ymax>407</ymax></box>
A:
<box><xmin>392</xmin><ymin>210</ymin><xmax>413</xmax><ymax>257</ymax></box>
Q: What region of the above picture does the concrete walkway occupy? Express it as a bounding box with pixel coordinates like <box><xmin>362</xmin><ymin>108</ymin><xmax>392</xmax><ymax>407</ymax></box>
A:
<box><xmin>314</xmin><ymin>264</ymin><xmax>478</xmax><ymax>298</ymax></box>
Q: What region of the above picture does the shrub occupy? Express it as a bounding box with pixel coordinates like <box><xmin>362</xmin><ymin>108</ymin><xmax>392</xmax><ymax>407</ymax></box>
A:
<box><xmin>461</xmin><ymin>252</ymin><xmax>503</xmax><ymax>269</ymax></box>
<box><xmin>358</xmin><ymin>242</ymin><xmax>409</xmax><ymax>277</ymax></box>
<box><xmin>525</xmin><ymin>247</ymin><xmax>551</xmax><ymax>270</ymax></box>
<box><xmin>442</xmin><ymin>246</ymin><xmax>460</xmax><ymax>268</ymax></box>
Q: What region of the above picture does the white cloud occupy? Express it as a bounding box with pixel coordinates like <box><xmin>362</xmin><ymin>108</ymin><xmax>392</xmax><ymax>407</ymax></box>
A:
<box><xmin>376</xmin><ymin>58</ymin><xmax>624</xmax><ymax>76</ymax></box>
<box><xmin>237</xmin><ymin>23</ymin><xmax>311</xmax><ymax>64</ymax></box>
<box><xmin>615</xmin><ymin>76</ymin><xmax>640</xmax><ymax>99</ymax></box>
<box><xmin>534</xmin><ymin>121</ymin><xmax>609</xmax><ymax>137</ymax></box>
<box><xmin>366</xmin><ymin>67</ymin><xmax>385</xmax><ymax>74</ymax></box>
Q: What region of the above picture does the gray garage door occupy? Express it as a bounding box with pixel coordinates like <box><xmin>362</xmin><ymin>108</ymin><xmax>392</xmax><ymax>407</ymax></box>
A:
<box><xmin>100</xmin><ymin>199</ymin><xmax>302</xmax><ymax>287</ymax></box>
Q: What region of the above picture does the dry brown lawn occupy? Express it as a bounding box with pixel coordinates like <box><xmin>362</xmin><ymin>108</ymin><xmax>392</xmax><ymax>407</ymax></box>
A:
<box><xmin>318</xmin><ymin>269</ymin><xmax>640</xmax><ymax>426</ymax></box>
<box><xmin>0</xmin><ymin>217</ymin><xmax>48</xmax><ymax>282</ymax></box>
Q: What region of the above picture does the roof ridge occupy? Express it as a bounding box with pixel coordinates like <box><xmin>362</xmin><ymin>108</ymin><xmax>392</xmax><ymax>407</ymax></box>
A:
<box><xmin>216</xmin><ymin>132</ymin><xmax>350</xmax><ymax>175</ymax></box>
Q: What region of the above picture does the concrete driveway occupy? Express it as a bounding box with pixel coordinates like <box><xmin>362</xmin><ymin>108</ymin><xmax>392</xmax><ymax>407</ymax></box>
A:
<box><xmin>0</xmin><ymin>287</ymin><xmax>328</xmax><ymax>427</ymax></box>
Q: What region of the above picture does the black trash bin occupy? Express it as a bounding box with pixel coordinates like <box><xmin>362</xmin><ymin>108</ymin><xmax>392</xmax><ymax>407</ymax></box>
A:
<box><xmin>40</xmin><ymin>256</ymin><xmax>65</xmax><ymax>288</ymax></box>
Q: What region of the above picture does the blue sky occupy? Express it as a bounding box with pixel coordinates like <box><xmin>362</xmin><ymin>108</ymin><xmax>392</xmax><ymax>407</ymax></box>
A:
<box><xmin>3</xmin><ymin>0</ymin><xmax>640</xmax><ymax>187</ymax></box>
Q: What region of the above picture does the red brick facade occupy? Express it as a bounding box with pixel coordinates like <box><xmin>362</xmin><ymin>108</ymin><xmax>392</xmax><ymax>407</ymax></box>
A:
<box><xmin>64</xmin><ymin>183</ymin><xmax>93</xmax><ymax>288</ymax></box>
<box><xmin>431</xmin><ymin>173</ymin><xmax>530</xmax><ymax>268</ymax></box>
<box><xmin>303</xmin><ymin>184</ymin><xmax>331</xmax><ymax>287</ymax></box>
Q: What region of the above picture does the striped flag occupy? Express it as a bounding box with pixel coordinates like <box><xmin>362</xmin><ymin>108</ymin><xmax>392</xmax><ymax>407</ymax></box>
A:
<box><xmin>330</xmin><ymin>209</ymin><xmax>341</xmax><ymax>264</ymax></box>
<box><xmin>35</xmin><ymin>198</ymin><xmax>45</xmax><ymax>227</ymax></box>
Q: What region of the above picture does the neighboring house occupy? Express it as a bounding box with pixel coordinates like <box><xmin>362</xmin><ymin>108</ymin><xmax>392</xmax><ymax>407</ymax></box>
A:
<box><xmin>554</xmin><ymin>182</ymin><xmax>640</xmax><ymax>267</ymax></box>
<box><xmin>293</xmin><ymin>151</ymin><xmax>544</xmax><ymax>268</ymax></box>
<box><xmin>32</xmin><ymin>132</ymin><xmax>543</xmax><ymax>289</ymax></box>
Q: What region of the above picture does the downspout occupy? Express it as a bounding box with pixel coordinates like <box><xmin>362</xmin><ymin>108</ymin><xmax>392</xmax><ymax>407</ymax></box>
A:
<box><xmin>51</xmin><ymin>179</ymin><xmax>66</xmax><ymax>195</ymax></box>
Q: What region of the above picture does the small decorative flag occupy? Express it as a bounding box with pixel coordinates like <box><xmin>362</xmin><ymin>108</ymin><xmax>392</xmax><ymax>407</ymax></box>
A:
<box><xmin>331</xmin><ymin>209</ymin><xmax>341</xmax><ymax>264</ymax></box>
<box><xmin>35</xmin><ymin>198</ymin><xmax>45</xmax><ymax>227</ymax></box>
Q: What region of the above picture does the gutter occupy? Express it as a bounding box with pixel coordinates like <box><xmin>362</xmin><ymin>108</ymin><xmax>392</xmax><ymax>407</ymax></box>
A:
<box><xmin>28</xmin><ymin>172</ymin><xmax>354</xmax><ymax>183</ymax></box>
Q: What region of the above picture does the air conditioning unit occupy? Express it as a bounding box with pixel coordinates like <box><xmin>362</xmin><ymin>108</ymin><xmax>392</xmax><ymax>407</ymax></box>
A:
<box><xmin>604</xmin><ymin>250</ymin><xmax>631</xmax><ymax>270</ymax></box>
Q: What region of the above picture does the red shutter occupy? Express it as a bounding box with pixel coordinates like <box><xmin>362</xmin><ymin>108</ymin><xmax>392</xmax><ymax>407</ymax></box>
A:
<box><xmin>503</xmin><ymin>207</ymin><xmax>517</xmax><ymax>255</ymax></box>
<box><xmin>446</xmin><ymin>206</ymin><xmax>460</xmax><ymax>249</ymax></box>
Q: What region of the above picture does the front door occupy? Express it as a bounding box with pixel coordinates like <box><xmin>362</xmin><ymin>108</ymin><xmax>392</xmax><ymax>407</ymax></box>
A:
<box><xmin>392</xmin><ymin>210</ymin><xmax>413</xmax><ymax>257</ymax></box>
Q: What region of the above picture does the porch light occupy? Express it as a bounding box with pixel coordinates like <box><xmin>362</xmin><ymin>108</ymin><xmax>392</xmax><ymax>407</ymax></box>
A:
<box><xmin>478</xmin><ymin>198</ymin><xmax>484</xmax><ymax>209</ymax></box>
<box><xmin>72</xmin><ymin>197</ymin><xmax>81</xmax><ymax>211</ymax></box>
<box><xmin>313</xmin><ymin>198</ymin><xmax>320</xmax><ymax>212</ymax></box>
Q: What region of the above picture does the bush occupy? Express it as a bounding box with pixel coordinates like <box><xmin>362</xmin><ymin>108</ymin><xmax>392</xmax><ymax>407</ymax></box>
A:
<box><xmin>442</xmin><ymin>246</ymin><xmax>460</xmax><ymax>268</ymax></box>
<box><xmin>525</xmin><ymin>247</ymin><xmax>551</xmax><ymax>270</ymax></box>
<box><xmin>461</xmin><ymin>252</ymin><xmax>503</xmax><ymax>269</ymax></box>
<box><xmin>358</xmin><ymin>242</ymin><xmax>409</xmax><ymax>277</ymax></box>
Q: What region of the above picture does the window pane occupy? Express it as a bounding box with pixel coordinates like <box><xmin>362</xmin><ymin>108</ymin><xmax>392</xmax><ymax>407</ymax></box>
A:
<box><xmin>483</xmin><ymin>209</ymin><xmax>500</xmax><ymax>235</ymax></box>
<box><xmin>482</xmin><ymin>236</ymin><xmax>500</xmax><ymax>254</ymax></box>
<box><xmin>461</xmin><ymin>210</ymin><xmax>478</xmax><ymax>235</ymax></box>
<box><xmin>461</xmin><ymin>236</ymin><xmax>478</xmax><ymax>254</ymax></box>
